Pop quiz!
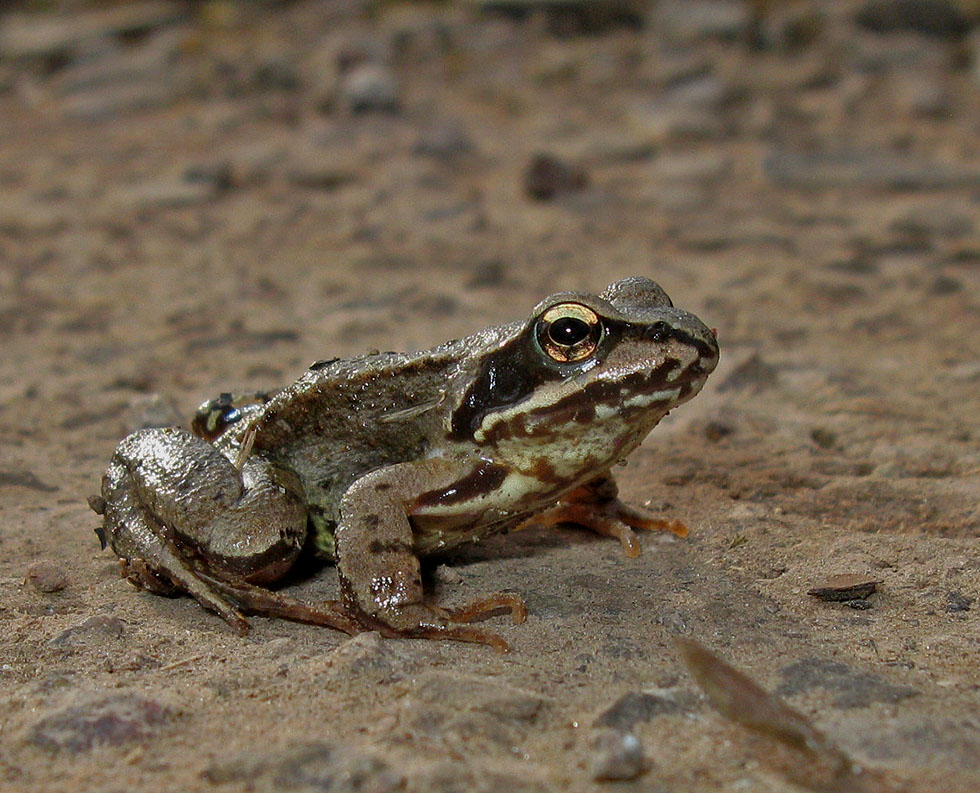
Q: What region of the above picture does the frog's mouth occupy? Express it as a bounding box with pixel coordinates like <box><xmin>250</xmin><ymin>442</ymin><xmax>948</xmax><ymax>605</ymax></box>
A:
<box><xmin>469</xmin><ymin>349</ymin><xmax>715</xmax><ymax>447</ymax></box>
<box><xmin>450</xmin><ymin>305</ymin><xmax>718</xmax><ymax>445</ymax></box>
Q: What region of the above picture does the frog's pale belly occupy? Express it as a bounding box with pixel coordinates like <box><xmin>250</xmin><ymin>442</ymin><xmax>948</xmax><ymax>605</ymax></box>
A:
<box><xmin>408</xmin><ymin>388</ymin><xmax>697</xmax><ymax>554</ymax></box>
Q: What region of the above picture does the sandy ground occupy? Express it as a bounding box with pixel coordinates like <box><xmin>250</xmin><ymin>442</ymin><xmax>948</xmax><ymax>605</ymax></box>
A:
<box><xmin>1</xmin><ymin>1</ymin><xmax>979</xmax><ymax>791</ymax></box>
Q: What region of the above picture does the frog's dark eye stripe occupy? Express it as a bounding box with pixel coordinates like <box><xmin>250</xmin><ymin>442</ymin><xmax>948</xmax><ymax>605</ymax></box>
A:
<box><xmin>536</xmin><ymin>303</ymin><xmax>603</xmax><ymax>363</ymax></box>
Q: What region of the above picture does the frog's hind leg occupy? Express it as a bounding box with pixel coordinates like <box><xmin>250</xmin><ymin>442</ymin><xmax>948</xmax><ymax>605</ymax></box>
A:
<box><xmin>529</xmin><ymin>471</ymin><xmax>687</xmax><ymax>558</ymax></box>
<box><xmin>98</xmin><ymin>427</ymin><xmax>308</xmax><ymax>634</ymax></box>
<box><xmin>100</xmin><ymin>456</ymin><xmax>252</xmax><ymax>633</ymax></box>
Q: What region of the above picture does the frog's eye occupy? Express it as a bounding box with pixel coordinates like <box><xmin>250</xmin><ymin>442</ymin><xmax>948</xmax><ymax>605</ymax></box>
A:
<box><xmin>536</xmin><ymin>303</ymin><xmax>603</xmax><ymax>363</ymax></box>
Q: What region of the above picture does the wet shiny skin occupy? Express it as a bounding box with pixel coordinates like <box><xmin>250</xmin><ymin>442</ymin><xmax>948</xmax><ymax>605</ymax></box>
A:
<box><xmin>92</xmin><ymin>277</ymin><xmax>718</xmax><ymax>649</ymax></box>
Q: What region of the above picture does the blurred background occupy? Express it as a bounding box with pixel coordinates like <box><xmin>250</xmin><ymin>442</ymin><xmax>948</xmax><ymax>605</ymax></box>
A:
<box><xmin>1</xmin><ymin>3</ymin><xmax>979</xmax><ymax>792</ymax></box>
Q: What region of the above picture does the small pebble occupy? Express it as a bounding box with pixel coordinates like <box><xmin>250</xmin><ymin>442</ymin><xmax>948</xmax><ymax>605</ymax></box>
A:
<box><xmin>433</xmin><ymin>564</ymin><xmax>463</xmax><ymax>586</ymax></box>
<box><xmin>946</xmin><ymin>591</ymin><xmax>973</xmax><ymax>612</ymax></box>
<box><xmin>855</xmin><ymin>0</ymin><xmax>972</xmax><ymax>38</ymax></box>
<box><xmin>341</xmin><ymin>63</ymin><xmax>400</xmax><ymax>113</ymax></box>
<box><xmin>807</xmin><ymin>574</ymin><xmax>880</xmax><ymax>602</ymax></box>
<box><xmin>704</xmin><ymin>421</ymin><xmax>734</xmax><ymax>442</ymax></box>
<box><xmin>524</xmin><ymin>154</ymin><xmax>588</xmax><ymax>200</ymax></box>
<box><xmin>49</xmin><ymin>615</ymin><xmax>126</xmax><ymax>648</ymax></box>
<box><xmin>810</xmin><ymin>427</ymin><xmax>837</xmax><ymax>449</ymax></box>
<box><xmin>25</xmin><ymin>560</ymin><xmax>67</xmax><ymax>593</ymax></box>
<box><xmin>588</xmin><ymin>728</ymin><xmax>647</xmax><ymax>781</ymax></box>
<box><xmin>27</xmin><ymin>692</ymin><xmax>171</xmax><ymax>753</ymax></box>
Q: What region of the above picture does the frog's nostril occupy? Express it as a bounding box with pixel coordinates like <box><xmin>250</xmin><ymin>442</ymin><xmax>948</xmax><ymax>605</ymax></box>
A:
<box><xmin>647</xmin><ymin>321</ymin><xmax>672</xmax><ymax>342</ymax></box>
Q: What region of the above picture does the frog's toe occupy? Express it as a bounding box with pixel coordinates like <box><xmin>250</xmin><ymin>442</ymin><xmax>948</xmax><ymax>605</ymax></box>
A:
<box><xmin>614</xmin><ymin>500</ymin><xmax>688</xmax><ymax>538</ymax></box>
<box><xmin>120</xmin><ymin>557</ymin><xmax>181</xmax><ymax>596</ymax></box>
<box><xmin>404</xmin><ymin>621</ymin><xmax>513</xmax><ymax>653</ymax></box>
<box><xmin>194</xmin><ymin>571</ymin><xmax>361</xmax><ymax>636</ymax></box>
<box><xmin>446</xmin><ymin>592</ymin><xmax>527</xmax><ymax>625</ymax></box>
<box><xmin>346</xmin><ymin>600</ymin><xmax>519</xmax><ymax>651</ymax></box>
<box><xmin>532</xmin><ymin>499</ymin><xmax>687</xmax><ymax>558</ymax></box>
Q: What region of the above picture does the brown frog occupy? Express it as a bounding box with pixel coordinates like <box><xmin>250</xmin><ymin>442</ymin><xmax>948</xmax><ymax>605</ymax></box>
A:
<box><xmin>90</xmin><ymin>277</ymin><xmax>719</xmax><ymax>650</ymax></box>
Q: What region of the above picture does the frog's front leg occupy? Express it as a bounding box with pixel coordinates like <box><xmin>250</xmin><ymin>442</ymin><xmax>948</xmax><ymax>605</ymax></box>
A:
<box><xmin>335</xmin><ymin>460</ymin><xmax>527</xmax><ymax>651</ymax></box>
<box><xmin>530</xmin><ymin>471</ymin><xmax>687</xmax><ymax>558</ymax></box>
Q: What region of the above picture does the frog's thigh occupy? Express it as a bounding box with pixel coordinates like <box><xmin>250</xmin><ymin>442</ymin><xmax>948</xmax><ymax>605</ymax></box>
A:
<box><xmin>334</xmin><ymin>459</ymin><xmax>469</xmax><ymax>625</ymax></box>
<box><xmin>103</xmin><ymin>428</ymin><xmax>306</xmax><ymax>625</ymax></box>
<box><xmin>102</xmin><ymin>450</ymin><xmax>249</xmax><ymax>630</ymax></box>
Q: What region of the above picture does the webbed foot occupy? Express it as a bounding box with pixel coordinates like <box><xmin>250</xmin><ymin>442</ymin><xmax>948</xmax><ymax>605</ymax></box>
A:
<box><xmin>531</xmin><ymin>472</ymin><xmax>687</xmax><ymax>557</ymax></box>
<box><xmin>347</xmin><ymin>594</ymin><xmax>527</xmax><ymax>652</ymax></box>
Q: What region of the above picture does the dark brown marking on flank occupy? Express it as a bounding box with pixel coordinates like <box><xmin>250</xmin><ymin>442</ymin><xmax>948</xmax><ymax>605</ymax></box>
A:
<box><xmin>529</xmin><ymin>457</ymin><xmax>560</xmax><ymax>484</ymax></box>
<box><xmin>414</xmin><ymin>460</ymin><xmax>509</xmax><ymax>509</ymax></box>
<box><xmin>368</xmin><ymin>539</ymin><xmax>413</xmax><ymax>555</ymax></box>
<box><xmin>362</xmin><ymin>514</ymin><xmax>380</xmax><ymax>529</ymax></box>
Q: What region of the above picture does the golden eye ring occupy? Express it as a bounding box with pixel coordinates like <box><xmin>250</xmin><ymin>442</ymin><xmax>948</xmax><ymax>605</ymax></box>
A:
<box><xmin>536</xmin><ymin>303</ymin><xmax>603</xmax><ymax>363</ymax></box>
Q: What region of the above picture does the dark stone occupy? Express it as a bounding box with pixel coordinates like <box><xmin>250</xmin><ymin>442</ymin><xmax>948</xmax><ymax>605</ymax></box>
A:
<box><xmin>946</xmin><ymin>591</ymin><xmax>973</xmax><ymax>612</ymax></box>
<box><xmin>705</xmin><ymin>421</ymin><xmax>734</xmax><ymax>442</ymax></box>
<box><xmin>807</xmin><ymin>574</ymin><xmax>879</xmax><ymax>602</ymax></box>
<box><xmin>474</xmin><ymin>0</ymin><xmax>650</xmax><ymax>35</ymax></box>
<box><xmin>465</xmin><ymin>260</ymin><xmax>508</xmax><ymax>289</ymax></box>
<box><xmin>524</xmin><ymin>154</ymin><xmax>588</xmax><ymax>200</ymax></box>
<box><xmin>27</xmin><ymin>693</ymin><xmax>172</xmax><ymax>753</ymax></box>
<box><xmin>810</xmin><ymin>428</ymin><xmax>837</xmax><ymax>449</ymax></box>
<box><xmin>49</xmin><ymin>615</ymin><xmax>126</xmax><ymax>648</ymax></box>
<box><xmin>856</xmin><ymin>0</ymin><xmax>973</xmax><ymax>38</ymax></box>
<box><xmin>929</xmin><ymin>275</ymin><xmax>963</xmax><ymax>295</ymax></box>
<box><xmin>593</xmin><ymin>691</ymin><xmax>681</xmax><ymax>730</ymax></box>
<box><xmin>777</xmin><ymin>658</ymin><xmax>919</xmax><ymax>709</ymax></box>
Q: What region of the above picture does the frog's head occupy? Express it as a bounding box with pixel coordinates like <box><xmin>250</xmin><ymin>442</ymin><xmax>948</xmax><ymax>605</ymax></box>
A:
<box><xmin>450</xmin><ymin>277</ymin><xmax>719</xmax><ymax>457</ymax></box>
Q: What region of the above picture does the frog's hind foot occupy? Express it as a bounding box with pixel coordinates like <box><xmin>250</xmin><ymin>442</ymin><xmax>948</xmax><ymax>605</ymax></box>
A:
<box><xmin>366</xmin><ymin>605</ymin><xmax>520</xmax><ymax>652</ymax></box>
<box><xmin>532</xmin><ymin>472</ymin><xmax>687</xmax><ymax>558</ymax></box>
<box><xmin>194</xmin><ymin>571</ymin><xmax>362</xmax><ymax>636</ymax></box>
<box><xmin>445</xmin><ymin>592</ymin><xmax>527</xmax><ymax>626</ymax></box>
<box><xmin>117</xmin><ymin>557</ymin><xmax>252</xmax><ymax>634</ymax></box>
<box><xmin>342</xmin><ymin>596</ymin><xmax>526</xmax><ymax>653</ymax></box>
<box><xmin>120</xmin><ymin>558</ymin><xmax>182</xmax><ymax>597</ymax></box>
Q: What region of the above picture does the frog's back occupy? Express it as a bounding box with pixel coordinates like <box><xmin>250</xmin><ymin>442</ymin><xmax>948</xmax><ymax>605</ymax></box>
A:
<box><xmin>247</xmin><ymin>344</ymin><xmax>466</xmax><ymax>548</ymax></box>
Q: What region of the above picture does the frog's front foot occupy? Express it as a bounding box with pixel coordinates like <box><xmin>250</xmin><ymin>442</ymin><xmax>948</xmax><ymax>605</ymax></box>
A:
<box><xmin>335</xmin><ymin>460</ymin><xmax>529</xmax><ymax>652</ymax></box>
<box><xmin>531</xmin><ymin>472</ymin><xmax>687</xmax><ymax>558</ymax></box>
<box><xmin>343</xmin><ymin>593</ymin><xmax>527</xmax><ymax>653</ymax></box>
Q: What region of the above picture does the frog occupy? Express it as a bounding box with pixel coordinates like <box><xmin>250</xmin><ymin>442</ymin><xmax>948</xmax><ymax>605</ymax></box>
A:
<box><xmin>89</xmin><ymin>277</ymin><xmax>719</xmax><ymax>650</ymax></box>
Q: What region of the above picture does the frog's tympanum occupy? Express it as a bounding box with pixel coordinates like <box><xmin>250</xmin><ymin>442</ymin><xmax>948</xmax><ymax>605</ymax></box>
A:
<box><xmin>90</xmin><ymin>278</ymin><xmax>718</xmax><ymax>650</ymax></box>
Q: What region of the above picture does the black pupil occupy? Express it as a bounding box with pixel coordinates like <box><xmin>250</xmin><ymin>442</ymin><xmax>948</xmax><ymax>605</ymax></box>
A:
<box><xmin>548</xmin><ymin>316</ymin><xmax>591</xmax><ymax>346</ymax></box>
